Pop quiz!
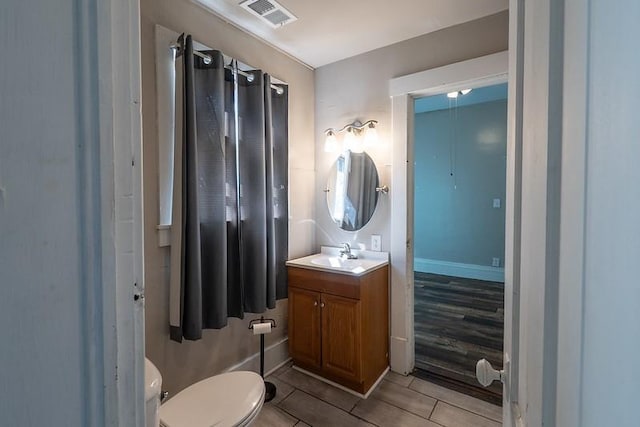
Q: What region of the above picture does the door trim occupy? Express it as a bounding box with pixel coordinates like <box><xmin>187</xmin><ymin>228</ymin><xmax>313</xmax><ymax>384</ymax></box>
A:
<box><xmin>556</xmin><ymin>0</ymin><xmax>588</xmax><ymax>425</ymax></box>
<box><xmin>505</xmin><ymin>2</ymin><xmax>525</xmax><ymax>421</ymax></box>
<box><xmin>96</xmin><ymin>0</ymin><xmax>145</xmax><ymax>424</ymax></box>
<box><xmin>388</xmin><ymin>50</ymin><xmax>511</xmax><ymax>397</ymax></box>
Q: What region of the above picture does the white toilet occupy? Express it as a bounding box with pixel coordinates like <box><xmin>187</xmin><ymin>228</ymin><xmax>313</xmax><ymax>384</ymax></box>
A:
<box><xmin>145</xmin><ymin>358</ymin><xmax>265</xmax><ymax>427</ymax></box>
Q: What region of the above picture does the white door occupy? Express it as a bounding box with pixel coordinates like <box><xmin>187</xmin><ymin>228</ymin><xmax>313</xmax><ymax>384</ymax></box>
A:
<box><xmin>0</xmin><ymin>1</ymin><xmax>144</xmax><ymax>425</ymax></box>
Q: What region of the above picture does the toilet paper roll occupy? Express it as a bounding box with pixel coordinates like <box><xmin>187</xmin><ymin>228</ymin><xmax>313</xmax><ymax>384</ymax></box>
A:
<box><xmin>252</xmin><ymin>322</ymin><xmax>272</xmax><ymax>335</ymax></box>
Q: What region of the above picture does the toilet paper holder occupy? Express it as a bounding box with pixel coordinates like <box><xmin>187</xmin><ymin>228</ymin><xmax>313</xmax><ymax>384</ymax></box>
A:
<box><xmin>248</xmin><ymin>317</ymin><xmax>277</xmax><ymax>333</ymax></box>
<box><xmin>248</xmin><ymin>317</ymin><xmax>277</xmax><ymax>403</ymax></box>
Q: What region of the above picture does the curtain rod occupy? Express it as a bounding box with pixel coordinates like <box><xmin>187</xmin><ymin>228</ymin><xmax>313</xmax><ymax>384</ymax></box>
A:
<box><xmin>170</xmin><ymin>44</ymin><xmax>284</xmax><ymax>95</ymax></box>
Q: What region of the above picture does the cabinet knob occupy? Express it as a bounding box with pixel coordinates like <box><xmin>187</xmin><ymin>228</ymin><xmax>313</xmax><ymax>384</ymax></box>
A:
<box><xmin>320</xmin><ymin>302</ymin><xmax>325</xmax><ymax>308</ymax></box>
<box><xmin>314</xmin><ymin>301</ymin><xmax>318</xmax><ymax>306</ymax></box>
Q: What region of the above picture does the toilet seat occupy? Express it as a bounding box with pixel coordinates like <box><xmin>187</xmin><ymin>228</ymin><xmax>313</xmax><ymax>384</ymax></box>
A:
<box><xmin>159</xmin><ymin>371</ymin><xmax>265</xmax><ymax>427</ymax></box>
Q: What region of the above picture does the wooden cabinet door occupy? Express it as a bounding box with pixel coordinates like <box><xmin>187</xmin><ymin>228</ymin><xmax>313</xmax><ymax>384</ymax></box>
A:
<box><xmin>288</xmin><ymin>287</ymin><xmax>322</xmax><ymax>369</ymax></box>
<box><xmin>321</xmin><ymin>294</ymin><xmax>362</xmax><ymax>383</ymax></box>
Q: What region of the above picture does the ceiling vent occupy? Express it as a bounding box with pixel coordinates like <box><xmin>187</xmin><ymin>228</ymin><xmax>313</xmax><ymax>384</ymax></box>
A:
<box><xmin>239</xmin><ymin>0</ymin><xmax>298</xmax><ymax>28</ymax></box>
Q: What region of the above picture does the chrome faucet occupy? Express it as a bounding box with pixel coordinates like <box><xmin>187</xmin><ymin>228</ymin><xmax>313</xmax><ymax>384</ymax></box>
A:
<box><xmin>339</xmin><ymin>243</ymin><xmax>358</xmax><ymax>259</ymax></box>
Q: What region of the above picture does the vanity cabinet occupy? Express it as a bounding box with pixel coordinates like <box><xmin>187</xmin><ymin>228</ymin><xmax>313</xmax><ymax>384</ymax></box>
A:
<box><xmin>288</xmin><ymin>287</ymin><xmax>322</xmax><ymax>368</ymax></box>
<box><xmin>287</xmin><ymin>265</ymin><xmax>389</xmax><ymax>394</ymax></box>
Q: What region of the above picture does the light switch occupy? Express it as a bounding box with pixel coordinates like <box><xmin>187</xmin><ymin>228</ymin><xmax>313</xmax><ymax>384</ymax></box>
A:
<box><xmin>371</xmin><ymin>235</ymin><xmax>381</xmax><ymax>251</ymax></box>
<box><xmin>493</xmin><ymin>198</ymin><xmax>501</xmax><ymax>208</ymax></box>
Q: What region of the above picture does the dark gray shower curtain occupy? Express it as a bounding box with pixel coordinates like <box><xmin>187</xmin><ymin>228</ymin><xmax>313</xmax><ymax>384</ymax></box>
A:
<box><xmin>267</xmin><ymin>75</ymin><xmax>289</xmax><ymax>301</ymax></box>
<box><xmin>170</xmin><ymin>35</ymin><xmax>288</xmax><ymax>342</ymax></box>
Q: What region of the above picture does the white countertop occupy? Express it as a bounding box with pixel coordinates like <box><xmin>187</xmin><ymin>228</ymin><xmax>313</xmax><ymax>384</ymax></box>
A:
<box><xmin>286</xmin><ymin>246</ymin><xmax>389</xmax><ymax>276</ymax></box>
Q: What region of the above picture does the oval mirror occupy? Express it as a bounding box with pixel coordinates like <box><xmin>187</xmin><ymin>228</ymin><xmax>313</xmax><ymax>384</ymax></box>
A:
<box><xmin>326</xmin><ymin>151</ymin><xmax>380</xmax><ymax>231</ymax></box>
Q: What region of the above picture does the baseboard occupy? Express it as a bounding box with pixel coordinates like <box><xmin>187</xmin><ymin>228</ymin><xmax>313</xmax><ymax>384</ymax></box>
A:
<box><xmin>414</xmin><ymin>258</ymin><xmax>504</xmax><ymax>282</ymax></box>
<box><xmin>225</xmin><ymin>337</ymin><xmax>289</xmax><ymax>375</ymax></box>
<box><xmin>292</xmin><ymin>365</ymin><xmax>389</xmax><ymax>399</ymax></box>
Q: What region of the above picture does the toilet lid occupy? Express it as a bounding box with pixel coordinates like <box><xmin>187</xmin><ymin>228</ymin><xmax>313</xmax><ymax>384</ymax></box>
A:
<box><xmin>159</xmin><ymin>371</ymin><xmax>265</xmax><ymax>427</ymax></box>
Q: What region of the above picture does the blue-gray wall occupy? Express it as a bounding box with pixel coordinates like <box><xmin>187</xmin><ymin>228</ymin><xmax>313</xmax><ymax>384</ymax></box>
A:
<box><xmin>414</xmin><ymin>99</ymin><xmax>507</xmax><ymax>273</ymax></box>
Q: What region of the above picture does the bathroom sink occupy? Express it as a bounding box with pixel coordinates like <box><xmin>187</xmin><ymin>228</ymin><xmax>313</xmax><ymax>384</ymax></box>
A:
<box><xmin>310</xmin><ymin>256</ymin><xmax>353</xmax><ymax>268</ymax></box>
<box><xmin>286</xmin><ymin>246</ymin><xmax>388</xmax><ymax>276</ymax></box>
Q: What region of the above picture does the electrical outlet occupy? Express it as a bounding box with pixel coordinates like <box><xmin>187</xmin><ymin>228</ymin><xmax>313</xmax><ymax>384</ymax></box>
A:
<box><xmin>371</xmin><ymin>235</ymin><xmax>382</xmax><ymax>251</ymax></box>
<box><xmin>493</xmin><ymin>198</ymin><xmax>501</xmax><ymax>208</ymax></box>
<box><xmin>492</xmin><ymin>257</ymin><xmax>500</xmax><ymax>267</ymax></box>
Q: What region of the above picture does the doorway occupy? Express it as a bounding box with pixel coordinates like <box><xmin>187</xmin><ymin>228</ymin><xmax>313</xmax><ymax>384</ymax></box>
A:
<box><xmin>412</xmin><ymin>83</ymin><xmax>507</xmax><ymax>404</ymax></box>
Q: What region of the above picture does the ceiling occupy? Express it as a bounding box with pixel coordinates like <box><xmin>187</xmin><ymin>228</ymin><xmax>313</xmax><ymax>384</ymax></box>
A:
<box><xmin>193</xmin><ymin>0</ymin><xmax>509</xmax><ymax>68</ymax></box>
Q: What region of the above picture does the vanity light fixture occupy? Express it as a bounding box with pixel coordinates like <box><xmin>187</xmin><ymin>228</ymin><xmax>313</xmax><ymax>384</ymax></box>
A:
<box><xmin>324</xmin><ymin>120</ymin><xmax>378</xmax><ymax>153</ymax></box>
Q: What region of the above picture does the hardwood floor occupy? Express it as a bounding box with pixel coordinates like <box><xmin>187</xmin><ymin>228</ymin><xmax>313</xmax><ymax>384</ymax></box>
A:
<box><xmin>414</xmin><ymin>272</ymin><xmax>504</xmax><ymax>404</ymax></box>
<box><xmin>253</xmin><ymin>362</ymin><xmax>502</xmax><ymax>427</ymax></box>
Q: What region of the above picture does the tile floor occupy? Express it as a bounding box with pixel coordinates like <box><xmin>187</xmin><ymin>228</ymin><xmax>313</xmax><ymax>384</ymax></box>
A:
<box><xmin>253</xmin><ymin>363</ymin><xmax>502</xmax><ymax>427</ymax></box>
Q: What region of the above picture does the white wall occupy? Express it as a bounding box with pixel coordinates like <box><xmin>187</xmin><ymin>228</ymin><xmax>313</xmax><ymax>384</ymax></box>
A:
<box><xmin>314</xmin><ymin>12</ymin><xmax>509</xmax><ymax>253</ymax></box>
<box><xmin>557</xmin><ymin>0</ymin><xmax>640</xmax><ymax>425</ymax></box>
<box><xmin>579</xmin><ymin>1</ymin><xmax>640</xmax><ymax>419</ymax></box>
<box><xmin>140</xmin><ymin>0</ymin><xmax>316</xmax><ymax>395</ymax></box>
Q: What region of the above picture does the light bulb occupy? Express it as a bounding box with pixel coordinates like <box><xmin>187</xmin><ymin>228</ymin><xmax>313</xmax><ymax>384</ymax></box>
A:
<box><xmin>351</xmin><ymin>135</ymin><xmax>365</xmax><ymax>153</ymax></box>
<box><xmin>460</xmin><ymin>89</ymin><xmax>472</xmax><ymax>95</ymax></box>
<box><xmin>364</xmin><ymin>123</ymin><xmax>378</xmax><ymax>146</ymax></box>
<box><xmin>447</xmin><ymin>91</ymin><xmax>459</xmax><ymax>99</ymax></box>
<box><xmin>343</xmin><ymin>128</ymin><xmax>356</xmax><ymax>151</ymax></box>
<box><xmin>324</xmin><ymin>131</ymin><xmax>338</xmax><ymax>152</ymax></box>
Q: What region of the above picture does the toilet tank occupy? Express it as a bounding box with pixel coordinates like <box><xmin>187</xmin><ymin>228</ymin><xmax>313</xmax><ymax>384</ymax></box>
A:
<box><xmin>144</xmin><ymin>358</ymin><xmax>162</xmax><ymax>427</ymax></box>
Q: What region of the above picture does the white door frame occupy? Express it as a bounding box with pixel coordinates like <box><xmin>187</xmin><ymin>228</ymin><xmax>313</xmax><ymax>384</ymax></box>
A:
<box><xmin>555</xmin><ymin>0</ymin><xmax>587</xmax><ymax>424</ymax></box>
<box><xmin>504</xmin><ymin>2</ymin><xmax>525</xmax><ymax>425</ymax></box>
<box><xmin>97</xmin><ymin>0</ymin><xmax>145</xmax><ymax>425</ymax></box>
<box><xmin>388</xmin><ymin>50</ymin><xmax>514</xmax><ymax>411</ymax></box>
